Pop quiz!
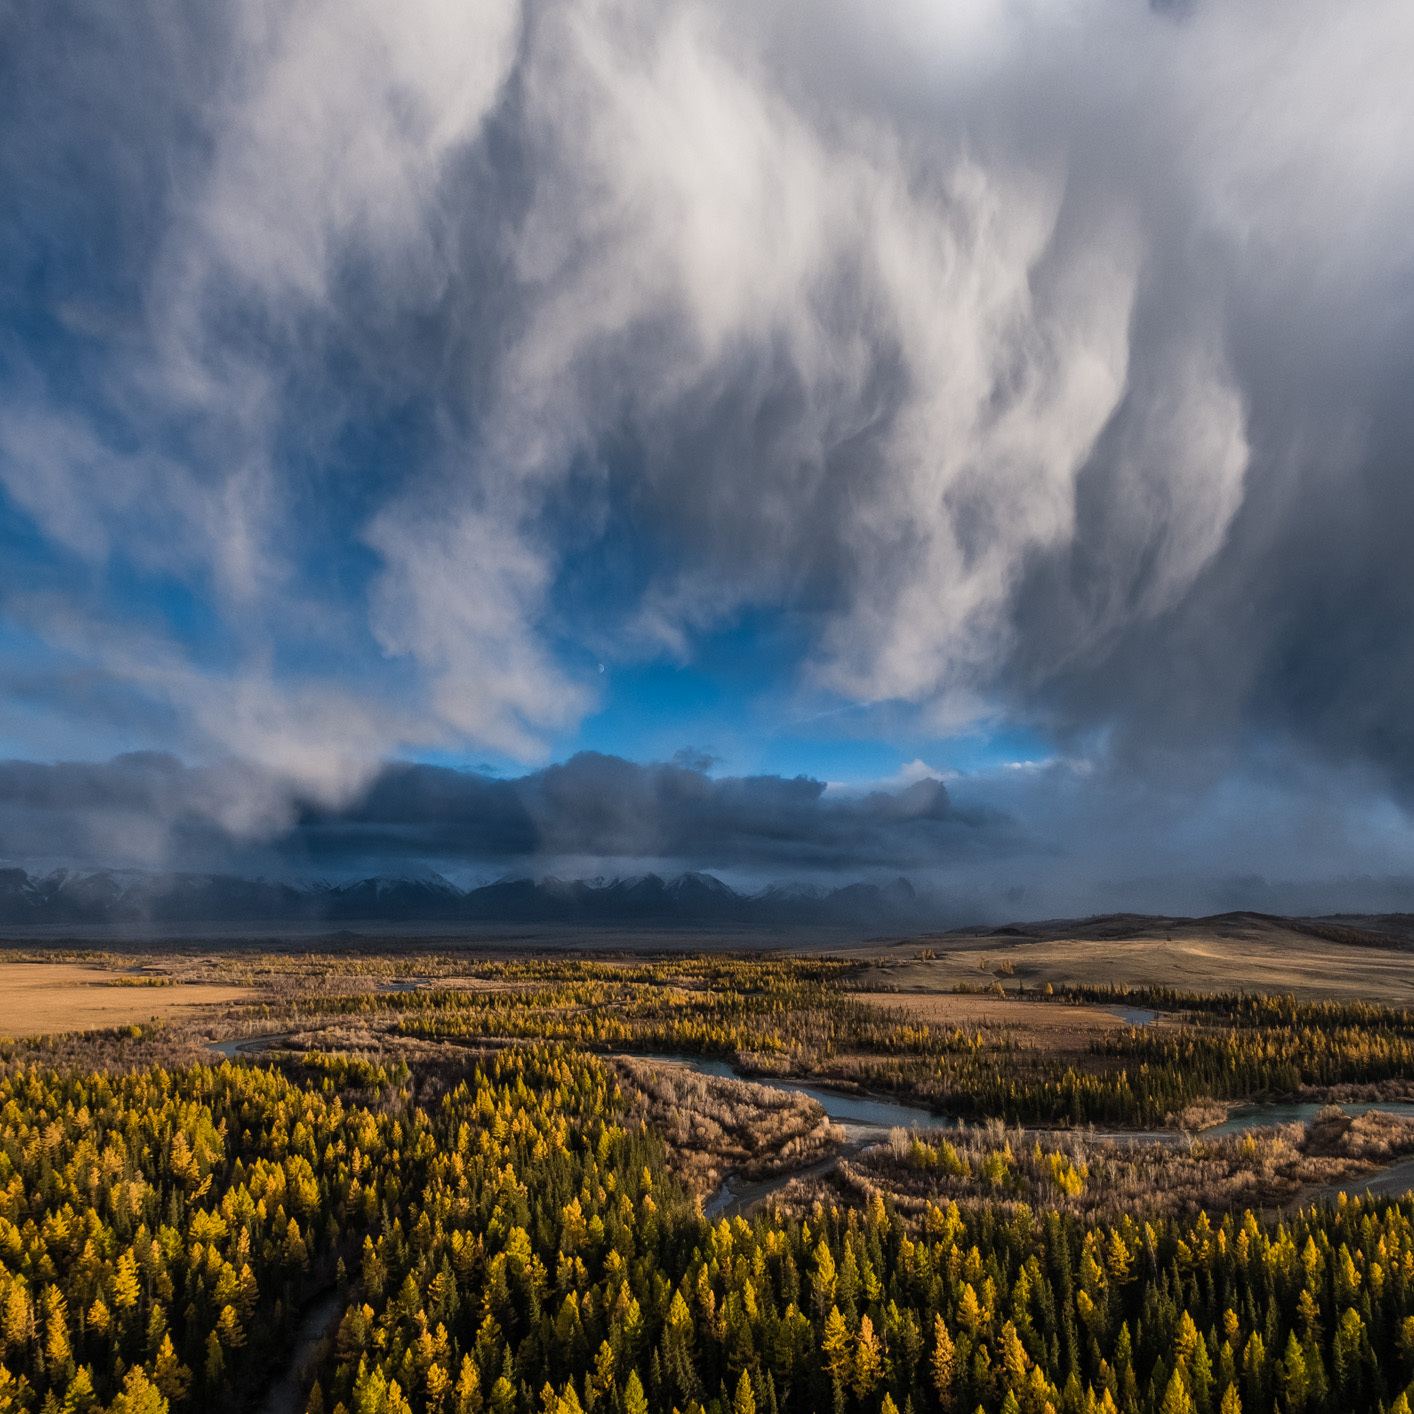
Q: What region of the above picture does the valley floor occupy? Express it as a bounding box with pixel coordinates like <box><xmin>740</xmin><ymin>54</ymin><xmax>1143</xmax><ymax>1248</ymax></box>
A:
<box><xmin>2</xmin><ymin>938</ymin><xmax>1414</xmax><ymax>1414</ymax></box>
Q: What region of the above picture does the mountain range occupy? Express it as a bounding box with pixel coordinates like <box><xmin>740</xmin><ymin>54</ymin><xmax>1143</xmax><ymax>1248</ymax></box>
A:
<box><xmin>0</xmin><ymin>866</ymin><xmax>921</xmax><ymax>929</ymax></box>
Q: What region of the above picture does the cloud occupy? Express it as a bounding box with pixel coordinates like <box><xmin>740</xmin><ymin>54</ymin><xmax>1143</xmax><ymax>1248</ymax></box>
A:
<box><xmin>0</xmin><ymin>751</ymin><xmax>976</xmax><ymax>879</ymax></box>
<box><xmin>0</xmin><ymin>754</ymin><xmax>297</xmax><ymax>869</ymax></box>
<box><xmin>284</xmin><ymin>749</ymin><xmax>974</xmax><ymax>875</ymax></box>
<box><xmin>6</xmin><ymin>750</ymin><xmax>1414</xmax><ymax>926</ymax></box>
<box><xmin>2</xmin><ymin>0</ymin><xmax>1414</xmax><ymax>865</ymax></box>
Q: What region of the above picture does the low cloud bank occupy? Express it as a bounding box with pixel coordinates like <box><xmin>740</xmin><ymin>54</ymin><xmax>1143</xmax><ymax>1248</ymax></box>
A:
<box><xmin>5</xmin><ymin>750</ymin><xmax>1414</xmax><ymax>925</ymax></box>
<box><xmin>0</xmin><ymin>750</ymin><xmax>974</xmax><ymax>878</ymax></box>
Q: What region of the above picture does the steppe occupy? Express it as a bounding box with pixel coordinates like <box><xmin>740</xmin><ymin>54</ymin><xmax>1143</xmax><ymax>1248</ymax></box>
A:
<box><xmin>0</xmin><ymin>960</ymin><xmax>255</xmax><ymax>1034</ymax></box>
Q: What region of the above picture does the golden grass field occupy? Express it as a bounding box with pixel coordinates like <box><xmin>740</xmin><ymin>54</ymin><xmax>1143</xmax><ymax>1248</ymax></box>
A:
<box><xmin>849</xmin><ymin>989</ymin><xmax>1161</xmax><ymax>1047</ymax></box>
<box><xmin>861</xmin><ymin>915</ymin><xmax>1414</xmax><ymax>1004</ymax></box>
<box><xmin>0</xmin><ymin>963</ymin><xmax>256</xmax><ymax>1037</ymax></box>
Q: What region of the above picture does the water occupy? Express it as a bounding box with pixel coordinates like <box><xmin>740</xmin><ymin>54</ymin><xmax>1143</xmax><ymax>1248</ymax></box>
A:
<box><xmin>1113</xmin><ymin>1007</ymin><xmax>1157</xmax><ymax>1027</ymax></box>
<box><xmin>634</xmin><ymin>1052</ymin><xmax>739</xmax><ymax>1080</ymax></box>
<box><xmin>762</xmin><ymin>1080</ymin><xmax>951</xmax><ymax>1130</ymax></box>
<box><xmin>703</xmin><ymin>1143</ymin><xmax>875</xmax><ymax>1221</ymax></box>
<box><xmin>704</xmin><ymin>1182</ymin><xmax>734</xmax><ymax>1219</ymax></box>
<box><xmin>1315</xmin><ymin>1156</ymin><xmax>1414</xmax><ymax>1206</ymax></box>
<box><xmin>640</xmin><ymin>1052</ymin><xmax>1414</xmax><ymax>1146</ymax></box>
<box><xmin>1209</xmin><ymin>1101</ymin><xmax>1414</xmax><ymax>1137</ymax></box>
<box><xmin>208</xmin><ymin>1033</ymin><xmax>290</xmax><ymax>1060</ymax></box>
<box><xmin>639</xmin><ymin>1053</ymin><xmax>950</xmax><ymax>1130</ymax></box>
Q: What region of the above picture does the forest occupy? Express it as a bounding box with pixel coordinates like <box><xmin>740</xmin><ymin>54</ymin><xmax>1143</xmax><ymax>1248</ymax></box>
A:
<box><xmin>0</xmin><ymin>948</ymin><xmax>1412</xmax><ymax>1414</ymax></box>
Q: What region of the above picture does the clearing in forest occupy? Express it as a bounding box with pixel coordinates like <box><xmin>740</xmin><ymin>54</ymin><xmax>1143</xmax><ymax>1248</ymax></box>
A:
<box><xmin>0</xmin><ymin>962</ymin><xmax>255</xmax><ymax>1036</ymax></box>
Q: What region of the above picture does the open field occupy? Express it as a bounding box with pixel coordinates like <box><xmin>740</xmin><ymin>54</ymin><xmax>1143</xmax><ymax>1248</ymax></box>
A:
<box><xmin>847</xmin><ymin>989</ymin><xmax>1161</xmax><ymax>1045</ymax></box>
<box><xmin>866</xmin><ymin>912</ymin><xmax>1414</xmax><ymax>1002</ymax></box>
<box><xmin>0</xmin><ymin>961</ymin><xmax>256</xmax><ymax>1035</ymax></box>
<box><xmin>5</xmin><ymin>907</ymin><xmax>1414</xmax><ymax>999</ymax></box>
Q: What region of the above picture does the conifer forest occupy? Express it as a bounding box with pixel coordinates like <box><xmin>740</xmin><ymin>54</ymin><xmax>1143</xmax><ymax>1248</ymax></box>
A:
<box><xmin>3</xmin><ymin>950</ymin><xmax>1414</xmax><ymax>1414</ymax></box>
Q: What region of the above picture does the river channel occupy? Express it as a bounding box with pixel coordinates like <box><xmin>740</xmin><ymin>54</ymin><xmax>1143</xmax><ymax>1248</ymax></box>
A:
<box><xmin>203</xmin><ymin>1037</ymin><xmax>1414</xmax><ymax>1215</ymax></box>
<box><xmin>642</xmin><ymin>1054</ymin><xmax>1414</xmax><ymax>1218</ymax></box>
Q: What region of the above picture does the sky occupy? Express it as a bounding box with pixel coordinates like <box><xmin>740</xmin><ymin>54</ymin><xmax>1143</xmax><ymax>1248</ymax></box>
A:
<box><xmin>3</xmin><ymin>0</ymin><xmax>1414</xmax><ymax>919</ymax></box>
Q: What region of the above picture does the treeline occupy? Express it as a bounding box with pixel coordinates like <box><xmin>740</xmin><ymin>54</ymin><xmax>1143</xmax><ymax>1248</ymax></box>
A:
<box><xmin>1047</xmin><ymin>988</ymin><xmax>1414</xmax><ymax>1034</ymax></box>
<box><xmin>282</xmin><ymin>968</ymin><xmax>976</xmax><ymax>1067</ymax></box>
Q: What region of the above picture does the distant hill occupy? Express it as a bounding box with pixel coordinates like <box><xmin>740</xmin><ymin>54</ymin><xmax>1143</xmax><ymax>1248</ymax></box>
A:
<box><xmin>940</xmin><ymin>908</ymin><xmax>1414</xmax><ymax>950</ymax></box>
<box><xmin>0</xmin><ymin>866</ymin><xmax>921</xmax><ymax>929</ymax></box>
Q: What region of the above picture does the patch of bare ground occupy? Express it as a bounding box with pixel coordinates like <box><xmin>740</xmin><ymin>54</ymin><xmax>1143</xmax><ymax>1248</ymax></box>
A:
<box><xmin>265</xmin><ymin>1022</ymin><xmax>487</xmax><ymax>1066</ymax></box>
<box><xmin>762</xmin><ymin>1108</ymin><xmax>1414</xmax><ymax>1223</ymax></box>
<box><xmin>614</xmin><ymin>1055</ymin><xmax>843</xmax><ymax>1197</ymax></box>
<box><xmin>0</xmin><ymin>963</ymin><xmax>256</xmax><ymax>1036</ymax></box>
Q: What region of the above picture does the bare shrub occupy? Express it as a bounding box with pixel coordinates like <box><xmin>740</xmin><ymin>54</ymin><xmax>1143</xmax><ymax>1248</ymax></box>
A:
<box><xmin>615</xmin><ymin>1057</ymin><xmax>841</xmax><ymax>1196</ymax></box>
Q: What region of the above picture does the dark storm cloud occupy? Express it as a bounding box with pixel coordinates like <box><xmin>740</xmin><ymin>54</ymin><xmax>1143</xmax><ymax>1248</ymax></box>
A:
<box><xmin>0</xmin><ymin>754</ymin><xmax>296</xmax><ymax>867</ymax></box>
<box><xmin>0</xmin><ymin>752</ymin><xmax>974</xmax><ymax>876</ymax></box>
<box><xmin>309</xmin><ymin>753</ymin><xmax>965</xmax><ymax>870</ymax></box>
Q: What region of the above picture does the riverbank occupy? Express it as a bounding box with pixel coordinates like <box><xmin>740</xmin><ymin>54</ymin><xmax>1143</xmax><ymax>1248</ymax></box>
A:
<box><xmin>654</xmin><ymin>1052</ymin><xmax>1414</xmax><ymax>1219</ymax></box>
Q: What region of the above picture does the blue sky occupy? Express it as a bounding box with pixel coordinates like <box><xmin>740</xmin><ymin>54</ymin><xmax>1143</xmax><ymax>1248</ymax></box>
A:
<box><xmin>0</xmin><ymin>464</ymin><xmax>1047</xmax><ymax>787</ymax></box>
<box><xmin>4</xmin><ymin>0</ymin><xmax>1414</xmax><ymax>915</ymax></box>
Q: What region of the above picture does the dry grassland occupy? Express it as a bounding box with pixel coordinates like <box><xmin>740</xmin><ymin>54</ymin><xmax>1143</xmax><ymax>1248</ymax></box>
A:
<box><xmin>0</xmin><ymin>963</ymin><xmax>256</xmax><ymax>1036</ymax></box>
<box><xmin>864</xmin><ymin>921</ymin><xmax>1414</xmax><ymax>1004</ymax></box>
<box><xmin>849</xmin><ymin>990</ymin><xmax>1150</xmax><ymax>1045</ymax></box>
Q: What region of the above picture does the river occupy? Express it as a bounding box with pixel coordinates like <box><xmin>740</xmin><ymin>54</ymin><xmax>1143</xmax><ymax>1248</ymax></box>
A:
<box><xmin>649</xmin><ymin>1053</ymin><xmax>1414</xmax><ymax>1217</ymax></box>
<box><xmin>1208</xmin><ymin>1099</ymin><xmax>1414</xmax><ymax>1136</ymax></box>
<box><xmin>639</xmin><ymin>1052</ymin><xmax>953</xmax><ymax>1131</ymax></box>
<box><xmin>207</xmin><ymin>1033</ymin><xmax>292</xmax><ymax>1059</ymax></box>
<box><xmin>205</xmin><ymin>1040</ymin><xmax>1414</xmax><ymax>1216</ymax></box>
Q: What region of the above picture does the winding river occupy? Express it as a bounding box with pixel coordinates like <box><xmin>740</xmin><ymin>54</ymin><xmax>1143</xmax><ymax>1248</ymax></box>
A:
<box><xmin>203</xmin><ymin>1036</ymin><xmax>1414</xmax><ymax>1216</ymax></box>
<box><xmin>649</xmin><ymin>1054</ymin><xmax>1414</xmax><ymax>1218</ymax></box>
<box><xmin>1209</xmin><ymin>1099</ymin><xmax>1414</xmax><ymax>1135</ymax></box>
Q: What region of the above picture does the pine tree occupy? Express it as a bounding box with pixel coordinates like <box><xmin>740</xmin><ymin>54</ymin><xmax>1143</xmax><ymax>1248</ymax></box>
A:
<box><xmin>1160</xmin><ymin>1371</ymin><xmax>1195</xmax><ymax>1414</ymax></box>
<box><xmin>204</xmin><ymin>1332</ymin><xmax>224</xmax><ymax>1389</ymax></box>
<box><xmin>1278</xmin><ymin>1331</ymin><xmax>1307</xmax><ymax>1414</ymax></box>
<box><xmin>932</xmin><ymin>1314</ymin><xmax>957</xmax><ymax>1409</ymax></box>
<box><xmin>812</xmin><ymin>1243</ymin><xmax>838</xmax><ymax>1318</ymax></box>
<box><xmin>822</xmin><ymin>1307</ymin><xmax>853</xmax><ymax>1388</ymax></box>
<box><xmin>1332</xmin><ymin>1308</ymin><xmax>1366</xmax><ymax>1402</ymax></box>
<box><xmin>60</xmin><ymin>1367</ymin><xmax>95</xmax><ymax>1414</ymax></box>
<box><xmin>111</xmin><ymin>1256</ymin><xmax>140</xmax><ymax>1313</ymax></box>
<box><xmin>152</xmin><ymin>1335</ymin><xmax>190</xmax><ymax>1403</ymax></box>
<box><xmin>215</xmin><ymin>1305</ymin><xmax>245</xmax><ymax>1350</ymax></box>
<box><xmin>957</xmin><ymin>1285</ymin><xmax>983</xmax><ymax>1336</ymax></box>
<box><xmin>733</xmin><ymin>1369</ymin><xmax>755</xmax><ymax>1414</ymax></box>
<box><xmin>853</xmin><ymin>1316</ymin><xmax>883</xmax><ymax>1397</ymax></box>
<box><xmin>109</xmin><ymin>1368</ymin><xmax>167</xmax><ymax>1414</ymax></box>
<box><xmin>1000</xmin><ymin>1322</ymin><xmax>1028</xmax><ymax>1390</ymax></box>
<box><xmin>453</xmin><ymin>1356</ymin><xmax>483</xmax><ymax>1414</ymax></box>
<box><xmin>43</xmin><ymin>1297</ymin><xmax>70</xmax><ymax>1372</ymax></box>
<box><xmin>621</xmin><ymin>1371</ymin><xmax>648</xmax><ymax>1414</ymax></box>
